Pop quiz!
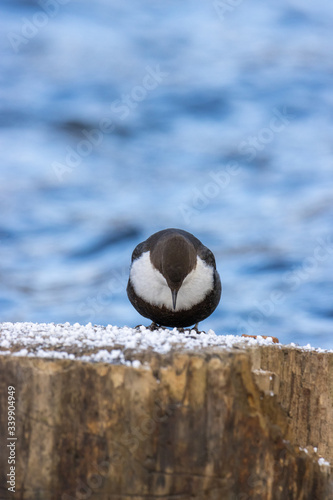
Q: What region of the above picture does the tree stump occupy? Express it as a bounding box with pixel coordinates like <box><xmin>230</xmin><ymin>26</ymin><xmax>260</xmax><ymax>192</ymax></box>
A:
<box><xmin>0</xmin><ymin>323</ymin><xmax>332</xmax><ymax>499</ymax></box>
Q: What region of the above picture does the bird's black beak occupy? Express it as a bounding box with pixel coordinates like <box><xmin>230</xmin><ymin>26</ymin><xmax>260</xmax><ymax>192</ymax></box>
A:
<box><xmin>171</xmin><ymin>290</ymin><xmax>178</xmax><ymax>310</ymax></box>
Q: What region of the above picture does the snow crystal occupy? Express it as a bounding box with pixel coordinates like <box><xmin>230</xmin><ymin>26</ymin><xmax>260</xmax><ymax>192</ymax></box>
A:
<box><xmin>12</xmin><ymin>348</ymin><xmax>28</xmax><ymax>357</ymax></box>
<box><xmin>318</xmin><ymin>457</ymin><xmax>330</xmax><ymax>467</ymax></box>
<box><xmin>0</xmin><ymin>322</ymin><xmax>331</xmax><ymax>366</ymax></box>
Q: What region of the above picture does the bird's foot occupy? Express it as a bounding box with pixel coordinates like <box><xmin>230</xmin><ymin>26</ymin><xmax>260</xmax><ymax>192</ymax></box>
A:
<box><xmin>135</xmin><ymin>322</ymin><xmax>160</xmax><ymax>331</ymax></box>
<box><xmin>148</xmin><ymin>322</ymin><xmax>160</xmax><ymax>331</ymax></box>
<box><xmin>177</xmin><ymin>323</ymin><xmax>206</xmax><ymax>335</ymax></box>
<box><xmin>189</xmin><ymin>323</ymin><xmax>207</xmax><ymax>334</ymax></box>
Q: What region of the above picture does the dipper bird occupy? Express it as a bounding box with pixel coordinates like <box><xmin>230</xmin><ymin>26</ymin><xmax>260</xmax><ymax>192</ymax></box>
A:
<box><xmin>127</xmin><ymin>228</ymin><xmax>221</xmax><ymax>328</ymax></box>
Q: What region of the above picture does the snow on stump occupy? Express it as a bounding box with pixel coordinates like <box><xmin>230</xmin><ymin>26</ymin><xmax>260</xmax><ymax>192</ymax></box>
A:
<box><xmin>0</xmin><ymin>322</ymin><xmax>332</xmax><ymax>500</ymax></box>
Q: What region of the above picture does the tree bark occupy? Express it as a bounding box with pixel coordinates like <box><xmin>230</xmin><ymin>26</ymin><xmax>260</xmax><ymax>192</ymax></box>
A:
<box><xmin>0</xmin><ymin>328</ymin><xmax>332</xmax><ymax>499</ymax></box>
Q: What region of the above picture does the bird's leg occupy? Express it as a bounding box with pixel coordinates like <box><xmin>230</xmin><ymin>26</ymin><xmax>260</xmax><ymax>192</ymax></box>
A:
<box><xmin>148</xmin><ymin>322</ymin><xmax>159</xmax><ymax>331</ymax></box>
<box><xmin>178</xmin><ymin>324</ymin><xmax>202</xmax><ymax>334</ymax></box>
<box><xmin>191</xmin><ymin>323</ymin><xmax>207</xmax><ymax>334</ymax></box>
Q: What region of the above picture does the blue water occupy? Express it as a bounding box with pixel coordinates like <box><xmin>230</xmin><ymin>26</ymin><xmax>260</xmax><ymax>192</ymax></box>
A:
<box><xmin>1</xmin><ymin>0</ymin><xmax>332</xmax><ymax>348</ymax></box>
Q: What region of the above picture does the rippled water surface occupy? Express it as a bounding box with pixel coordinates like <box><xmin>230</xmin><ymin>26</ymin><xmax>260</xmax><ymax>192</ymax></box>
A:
<box><xmin>1</xmin><ymin>0</ymin><xmax>333</xmax><ymax>347</ymax></box>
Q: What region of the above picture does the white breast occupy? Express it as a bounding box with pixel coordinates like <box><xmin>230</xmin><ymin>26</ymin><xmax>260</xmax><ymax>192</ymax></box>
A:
<box><xmin>129</xmin><ymin>251</ymin><xmax>214</xmax><ymax>311</ymax></box>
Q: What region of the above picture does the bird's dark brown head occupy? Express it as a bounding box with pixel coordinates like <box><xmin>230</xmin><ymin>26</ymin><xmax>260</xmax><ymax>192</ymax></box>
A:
<box><xmin>150</xmin><ymin>233</ymin><xmax>197</xmax><ymax>293</ymax></box>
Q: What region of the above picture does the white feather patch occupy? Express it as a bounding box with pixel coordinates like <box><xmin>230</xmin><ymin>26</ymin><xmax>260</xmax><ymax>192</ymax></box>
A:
<box><xmin>129</xmin><ymin>251</ymin><xmax>214</xmax><ymax>311</ymax></box>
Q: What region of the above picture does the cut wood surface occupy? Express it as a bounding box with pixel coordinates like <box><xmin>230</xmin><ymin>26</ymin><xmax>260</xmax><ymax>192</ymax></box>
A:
<box><xmin>0</xmin><ymin>323</ymin><xmax>332</xmax><ymax>499</ymax></box>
